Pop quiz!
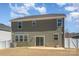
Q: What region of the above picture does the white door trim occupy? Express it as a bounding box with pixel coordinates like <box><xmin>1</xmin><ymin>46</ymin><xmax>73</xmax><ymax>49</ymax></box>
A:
<box><xmin>34</xmin><ymin>35</ymin><xmax>45</xmax><ymax>47</ymax></box>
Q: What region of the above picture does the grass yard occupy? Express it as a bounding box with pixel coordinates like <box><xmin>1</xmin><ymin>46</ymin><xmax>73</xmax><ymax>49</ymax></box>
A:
<box><xmin>0</xmin><ymin>47</ymin><xmax>79</xmax><ymax>56</ymax></box>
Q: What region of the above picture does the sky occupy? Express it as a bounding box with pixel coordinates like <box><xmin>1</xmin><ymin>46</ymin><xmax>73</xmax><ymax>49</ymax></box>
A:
<box><xmin>0</xmin><ymin>3</ymin><xmax>79</xmax><ymax>33</ymax></box>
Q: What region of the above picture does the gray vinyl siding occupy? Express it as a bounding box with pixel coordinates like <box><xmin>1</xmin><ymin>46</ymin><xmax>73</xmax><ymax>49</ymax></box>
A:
<box><xmin>12</xmin><ymin>28</ymin><xmax>64</xmax><ymax>47</ymax></box>
<box><xmin>12</xmin><ymin>19</ymin><xmax>57</xmax><ymax>32</ymax></box>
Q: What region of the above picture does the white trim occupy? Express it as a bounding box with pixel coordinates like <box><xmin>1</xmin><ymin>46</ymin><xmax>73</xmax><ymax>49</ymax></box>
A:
<box><xmin>15</xmin><ymin>33</ymin><xmax>29</xmax><ymax>42</ymax></box>
<box><xmin>53</xmin><ymin>33</ymin><xmax>59</xmax><ymax>40</ymax></box>
<box><xmin>14</xmin><ymin>35</ymin><xmax>20</xmax><ymax>42</ymax></box>
<box><xmin>57</xmin><ymin>18</ymin><xmax>63</xmax><ymax>27</ymax></box>
<box><xmin>17</xmin><ymin>22</ymin><xmax>23</xmax><ymax>30</ymax></box>
<box><xmin>12</xmin><ymin>16</ymin><xmax>65</xmax><ymax>22</ymax></box>
<box><xmin>32</xmin><ymin>20</ymin><xmax>37</xmax><ymax>24</ymax></box>
<box><xmin>34</xmin><ymin>35</ymin><xmax>45</xmax><ymax>47</ymax></box>
<box><xmin>53</xmin><ymin>33</ymin><xmax>60</xmax><ymax>47</ymax></box>
<box><xmin>23</xmin><ymin>35</ymin><xmax>28</xmax><ymax>42</ymax></box>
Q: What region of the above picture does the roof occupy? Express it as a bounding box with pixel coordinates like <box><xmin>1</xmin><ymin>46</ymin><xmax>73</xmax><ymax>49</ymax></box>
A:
<box><xmin>72</xmin><ymin>36</ymin><xmax>79</xmax><ymax>39</ymax></box>
<box><xmin>11</xmin><ymin>14</ymin><xmax>65</xmax><ymax>22</ymax></box>
<box><xmin>65</xmin><ymin>33</ymin><xmax>70</xmax><ymax>38</ymax></box>
<box><xmin>0</xmin><ymin>23</ymin><xmax>11</xmax><ymax>32</ymax></box>
<box><xmin>65</xmin><ymin>32</ymin><xmax>79</xmax><ymax>38</ymax></box>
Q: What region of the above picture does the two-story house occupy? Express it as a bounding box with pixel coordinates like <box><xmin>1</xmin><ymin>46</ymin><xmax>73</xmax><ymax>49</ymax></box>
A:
<box><xmin>11</xmin><ymin>14</ymin><xmax>65</xmax><ymax>47</ymax></box>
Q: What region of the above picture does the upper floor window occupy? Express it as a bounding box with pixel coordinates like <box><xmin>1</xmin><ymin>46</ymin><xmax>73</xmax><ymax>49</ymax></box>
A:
<box><xmin>32</xmin><ymin>20</ymin><xmax>37</xmax><ymax>26</ymax></box>
<box><xmin>57</xmin><ymin>19</ymin><xmax>63</xmax><ymax>26</ymax></box>
<box><xmin>17</xmin><ymin>22</ymin><xmax>22</xmax><ymax>29</ymax></box>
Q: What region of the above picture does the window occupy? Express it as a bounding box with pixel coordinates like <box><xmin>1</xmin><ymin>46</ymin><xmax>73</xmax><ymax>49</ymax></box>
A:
<box><xmin>20</xmin><ymin>35</ymin><xmax>23</xmax><ymax>42</ymax></box>
<box><xmin>32</xmin><ymin>20</ymin><xmax>36</xmax><ymax>26</ymax></box>
<box><xmin>57</xmin><ymin>19</ymin><xmax>62</xmax><ymax>26</ymax></box>
<box><xmin>17</xmin><ymin>22</ymin><xmax>22</xmax><ymax>29</ymax></box>
<box><xmin>54</xmin><ymin>34</ymin><xmax>58</xmax><ymax>40</ymax></box>
<box><xmin>15</xmin><ymin>35</ymin><xmax>18</xmax><ymax>42</ymax></box>
<box><xmin>15</xmin><ymin>34</ymin><xmax>28</xmax><ymax>42</ymax></box>
<box><xmin>24</xmin><ymin>35</ymin><xmax>27</xmax><ymax>41</ymax></box>
<box><xmin>36</xmin><ymin>37</ymin><xmax>44</xmax><ymax>46</ymax></box>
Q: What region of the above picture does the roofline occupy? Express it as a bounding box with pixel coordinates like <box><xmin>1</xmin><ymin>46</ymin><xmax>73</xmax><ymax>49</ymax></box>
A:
<box><xmin>0</xmin><ymin>29</ymin><xmax>11</xmax><ymax>32</ymax></box>
<box><xmin>11</xmin><ymin>14</ymin><xmax>66</xmax><ymax>22</ymax></box>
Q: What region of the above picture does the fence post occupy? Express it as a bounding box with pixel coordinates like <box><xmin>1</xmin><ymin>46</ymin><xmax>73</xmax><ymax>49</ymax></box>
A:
<box><xmin>68</xmin><ymin>38</ymin><xmax>70</xmax><ymax>48</ymax></box>
<box><xmin>5</xmin><ymin>40</ymin><xmax>6</xmax><ymax>48</ymax></box>
<box><xmin>76</xmin><ymin>39</ymin><xmax>78</xmax><ymax>48</ymax></box>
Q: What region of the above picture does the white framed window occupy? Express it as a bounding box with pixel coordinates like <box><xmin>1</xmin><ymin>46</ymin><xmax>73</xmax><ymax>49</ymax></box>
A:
<box><xmin>32</xmin><ymin>20</ymin><xmax>37</xmax><ymax>26</ymax></box>
<box><xmin>24</xmin><ymin>35</ymin><xmax>27</xmax><ymax>41</ymax></box>
<box><xmin>15</xmin><ymin>35</ymin><xmax>19</xmax><ymax>42</ymax></box>
<box><xmin>57</xmin><ymin>19</ymin><xmax>63</xmax><ymax>26</ymax></box>
<box><xmin>17</xmin><ymin>22</ymin><xmax>22</xmax><ymax>29</ymax></box>
<box><xmin>54</xmin><ymin>34</ymin><xmax>58</xmax><ymax>40</ymax></box>
<box><xmin>20</xmin><ymin>35</ymin><xmax>23</xmax><ymax>42</ymax></box>
<box><xmin>15</xmin><ymin>34</ymin><xmax>28</xmax><ymax>42</ymax></box>
<box><xmin>35</xmin><ymin>35</ymin><xmax>45</xmax><ymax>46</ymax></box>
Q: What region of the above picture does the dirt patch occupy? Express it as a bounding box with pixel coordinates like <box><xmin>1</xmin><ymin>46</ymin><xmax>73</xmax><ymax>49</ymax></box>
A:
<box><xmin>0</xmin><ymin>47</ymin><xmax>78</xmax><ymax>56</ymax></box>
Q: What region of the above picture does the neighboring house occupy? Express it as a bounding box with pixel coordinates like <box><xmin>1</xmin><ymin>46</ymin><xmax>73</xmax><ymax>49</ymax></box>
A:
<box><xmin>0</xmin><ymin>24</ymin><xmax>11</xmax><ymax>48</ymax></box>
<box><xmin>65</xmin><ymin>33</ymin><xmax>79</xmax><ymax>48</ymax></box>
<box><xmin>11</xmin><ymin>14</ymin><xmax>65</xmax><ymax>47</ymax></box>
